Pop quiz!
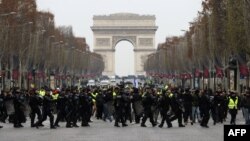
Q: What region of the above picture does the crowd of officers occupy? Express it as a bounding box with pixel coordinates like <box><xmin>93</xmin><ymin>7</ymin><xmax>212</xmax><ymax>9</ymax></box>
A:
<box><xmin>0</xmin><ymin>84</ymin><xmax>249</xmax><ymax>130</ymax></box>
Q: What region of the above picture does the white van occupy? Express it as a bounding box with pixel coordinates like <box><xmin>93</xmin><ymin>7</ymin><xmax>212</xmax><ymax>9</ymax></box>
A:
<box><xmin>100</xmin><ymin>79</ymin><xmax>110</xmax><ymax>86</ymax></box>
<box><xmin>87</xmin><ymin>79</ymin><xmax>95</xmax><ymax>86</ymax></box>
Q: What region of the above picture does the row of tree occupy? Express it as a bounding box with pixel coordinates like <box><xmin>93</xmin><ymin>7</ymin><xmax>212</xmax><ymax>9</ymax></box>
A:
<box><xmin>0</xmin><ymin>0</ymin><xmax>104</xmax><ymax>90</ymax></box>
<box><xmin>145</xmin><ymin>0</ymin><xmax>250</xmax><ymax>91</ymax></box>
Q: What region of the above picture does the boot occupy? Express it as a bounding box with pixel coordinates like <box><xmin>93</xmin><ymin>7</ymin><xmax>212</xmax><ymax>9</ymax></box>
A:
<box><xmin>81</xmin><ymin>123</ymin><xmax>90</xmax><ymax>127</ymax></box>
<box><xmin>18</xmin><ymin>124</ymin><xmax>24</xmax><ymax>128</ymax></box>
<box><xmin>73</xmin><ymin>124</ymin><xmax>79</xmax><ymax>128</ymax></box>
<box><xmin>14</xmin><ymin>124</ymin><xmax>20</xmax><ymax>128</ymax></box>
<box><xmin>179</xmin><ymin>124</ymin><xmax>185</xmax><ymax>127</ymax></box>
<box><xmin>122</xmin><ymin>123</ymin><xmax>128</xmax><ymax>127</ymax></box>
<box><xmin>38</xmin><ymin>123</ymin><xmax>44</xmax><ymax>127</ymax></box>
<box><xmin>34</xmin><ymin>123</ymin><xmax>40</xmax><ymax>129</ymax></box>
<box><xmin>158</xmin><ymin>124</ymin><xmax>163</xmax><ymax>128</ymax></box>
<box><xmin>50</xmin><ymin>116</ymin><xmax>55</xmax><ymax>128</ymax></box>
<box><xmin>167</xmin><ymin>123</ymin><xmax>173</xmax><ymax>128</ymax></box>
<box><xmin>31</xmin><ymin>121</ymin><xmax>35</xmax><ymax>128</ymax></box>
<box><xmin>50</xmin><ymin>126</ymin><xmax>56</xmax><ymax>129</ymax></box>
<box><xmin>114</xmin><ymin>123</ymin><xmax>120</xmax><ymax>127</ymax></box>
<box><xmin>66</xmin><ymin>122</ymin><xmax>72</xmax><ymax>128</ymax></box>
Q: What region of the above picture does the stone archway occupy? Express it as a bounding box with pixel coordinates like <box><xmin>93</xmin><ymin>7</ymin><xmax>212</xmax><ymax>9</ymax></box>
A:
<box><xmin>91</xmin><ymin>13</ymin><xmax>158</xmax><ymax>76</ymax></box>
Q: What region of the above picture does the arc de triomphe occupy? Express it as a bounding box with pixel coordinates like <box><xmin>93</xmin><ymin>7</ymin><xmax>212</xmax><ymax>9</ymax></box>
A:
<box><xmin>91</xmin><ymin>13</ymin><xmax>158</xmax><ymax>76</ymax></box>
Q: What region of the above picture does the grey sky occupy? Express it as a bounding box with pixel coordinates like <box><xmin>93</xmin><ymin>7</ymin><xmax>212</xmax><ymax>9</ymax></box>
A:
<box><xmin>36</xmin><ymin>0</ymin><xmax>203</xmax><ymax>76</ymax></box>
<box><xmin>37</xmin><ymin>0</ymin><xmax>202</xmax><ymax>48</ymax></box>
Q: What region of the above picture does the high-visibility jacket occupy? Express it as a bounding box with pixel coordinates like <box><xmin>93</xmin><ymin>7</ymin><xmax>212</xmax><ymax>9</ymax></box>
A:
<box><xmin>39</xmin><ymin>90</ymin><xmax>45</xmax><ymax>97</ymax></box>
<box><xmin>52</xmin><ymin>93</ymin><xmax>59</xmax><ymax>100</ymax></box>
<box><xmin>157</xmin><ymin>91</ymin><xmax>162</xmax><ymax>95</ymax></box>
<box><xmin>228</xmin><ymin>96</ymin><xmax>238</xmax><ymax>109</ymax></box>
<box><xmin>92</xmin><ymin>98</ymin><xmax>96</xmax><ymax>103</ymax></box>
<box><xmin>113</xmin><ymin>92</ymin><xmax>117</xmax><ymax>97</ymax></box>
<box><xmin>91</xmin><ymin>93</ymin><xmax>98</xmax><ymax>101</ymax></box>
<box><xmin>168</xmin><ymin>93</ymin><xmax>173</xmax><ymax>98</ymax></box>
<box><xmin>91</xmin><ymin>93</ymin><xmax>98</xmax><ymax>98</ymax></box>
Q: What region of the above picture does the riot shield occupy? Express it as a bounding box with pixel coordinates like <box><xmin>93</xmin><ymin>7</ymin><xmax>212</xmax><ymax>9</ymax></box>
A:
<box><xmin>133</xmin><ymin>101</ymin><xmax>143</xmax><ymax>116</ymax></box>
<box><xmin>20</xmin><ymin>101</ymin><xmax>31</xmax><ymax>117</ymax></box>
<box><xmin>5</xmin><ymin>100</ymin><xmax>15</xmax><ymax>115</ymax></box>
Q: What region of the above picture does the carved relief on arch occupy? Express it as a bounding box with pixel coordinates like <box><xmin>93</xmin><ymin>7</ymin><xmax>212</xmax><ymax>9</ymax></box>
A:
<box><xmin>112</xmin><ymin>36</ymin><xmax>136</xmax><ymax>49</ymax></box>
<box><xmin>96</xmin><ymin>38</ymin><xmax>111</xmax><ymax>46</ymax></box>
<box><xmin>139</xmin><ymin>38</ymin><xmax>153</xmax><ymax>46</ymax></box>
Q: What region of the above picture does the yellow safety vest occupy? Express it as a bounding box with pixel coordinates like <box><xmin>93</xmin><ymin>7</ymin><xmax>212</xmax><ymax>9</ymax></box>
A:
<box><xmin>228</xmin><ymin>97</ymin><xmax>238</xmax><ymax>109</ymax></box>
<box><xmin>91</xmin><ymin>93</ymin><xmax>98</xmax><ymax>99</ymax></box>
<box><xmin>113</xmin><ymin>92</ymin><xmax>117</xmax><ymax>97</ymax></box>
<box><xmin>168</xmin><ymin>93</ymin><xmax>173</xmax><ymax>98</ymax></box>
<box><xmin>157</xmin><ymin>92</ymin><xmax>161</xmax><ymax>95</ymax></box>
<box><xmin>52</xmin><ymin>93</ymin><xmax>59</xmax><ymax>100</ymax></box>
<box><xmin>39</xmin><ymin>90</ymin><xmax>45</xmax><ymax>97</ymax></box>
<box><xmin>91</xmin><ymin>93</ymin><xmax>98</xmax><ymax>103</ymax></box>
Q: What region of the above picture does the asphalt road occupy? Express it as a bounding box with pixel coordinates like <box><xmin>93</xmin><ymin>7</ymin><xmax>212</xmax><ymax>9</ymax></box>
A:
<box><xmin>0</xmin><ymin>112</ymin><xmax>245</xmax><ymax>141</ymax></box>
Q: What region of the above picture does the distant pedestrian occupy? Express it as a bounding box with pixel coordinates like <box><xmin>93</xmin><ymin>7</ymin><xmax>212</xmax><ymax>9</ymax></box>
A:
<box><xmin>228</xmin><ymin>90</ymin><xmax>239</xmax><ymax>125</ymax></box>
<box><xmin>199</xmin><ymin>90</ymin><xmax>210</xmax><ymax>128</ymax></box>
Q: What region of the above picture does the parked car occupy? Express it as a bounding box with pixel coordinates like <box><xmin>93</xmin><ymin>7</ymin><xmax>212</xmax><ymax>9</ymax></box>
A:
<box><xmin>87</xmin><ymin>79</ymin><xmax>96</xmax><ymax>86</ymax></box>
<box><xmin>100</xmin><ymin>79</ymin><xmax>110</xmax><ymax>86</ymax></box>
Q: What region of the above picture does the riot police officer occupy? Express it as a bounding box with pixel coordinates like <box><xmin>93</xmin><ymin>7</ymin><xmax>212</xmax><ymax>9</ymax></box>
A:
<box><xmin>54</xmin><ymin>90</ymin><xmax>67</xmax><ymax>127</ymax></box>
<box><xmin>71</xmin><ymin>90</ymin><xmax>80</xmax><ymax>127</ymax></box>
<box><xmin>29</xmin><ymin>89</ymin><xmax>43</xmax><ymax>127</ymax></box>
<box><xmin>169</xmin><ymin>89</ymin><xmax>185</xmax><ymax>127</ymax></box>
<box><xmin>131</xmin><ymin>88</ymin><xmax>143</xmax><ymax>124</ymax></box>
<box><xmin>124</xmin><ymin>87</ymin><xmax>132</xmax><ymax>123</ymax></box>
<box><xmin>35</xmin><ymin>89</ymin><xmax>56</xmax><ymax>129</ymax></box>
<box><xmin>13</xmin><ymin>88</ymin><xmax>26</xmax><ymax>128</ymax></box>
<box><xmin>114</xmin><ymin>87</ymin><xmax>127</xmax><ymax>127</ymax></box>
<box><xmin>79</xmin><ymin>90</ymin><xmax>91</xmax><ymax>127</ymax></box>
<box><xmin>141</xmin><ymin>87</ymin><xmax>157</xmax><ymax>127</ymax></box>
<box><xmin>199</xmin><ymin>90</ymin><xmax>211</xmax><ymax>128</ymax></box>
<box><xmin>65</xmin><ymin>89</ymin><xmax>74</xmax><ymax>128</ymax></box>
<box><xmin>183</xmin><ymin>88</ymin><xmax>193</xmax><ymax>125</ymax></box>
<box><xmin>158</xmin><ymin>90</ymin><xmax>172</xmax><ymax>128</ymax></box>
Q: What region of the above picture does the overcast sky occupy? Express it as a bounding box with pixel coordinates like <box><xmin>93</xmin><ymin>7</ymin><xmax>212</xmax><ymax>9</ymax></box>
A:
<box><xmin>36</xmin><ymin>0</ymin><xmax>203</xmax><ymax>76</ymax></box>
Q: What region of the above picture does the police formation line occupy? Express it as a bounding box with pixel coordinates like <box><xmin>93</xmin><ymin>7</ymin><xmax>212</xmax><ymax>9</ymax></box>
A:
<box><xmin>0</xmin><ymin>85</ymin><xmax>249</xmax><ymax>129</ymax></box>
